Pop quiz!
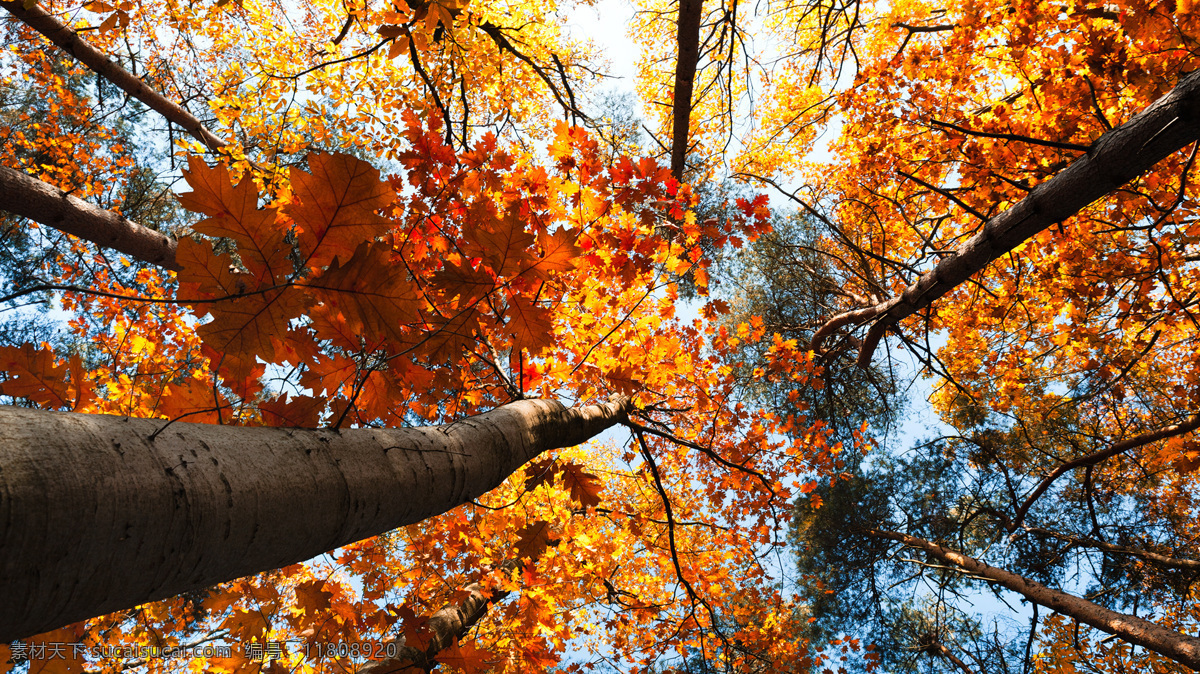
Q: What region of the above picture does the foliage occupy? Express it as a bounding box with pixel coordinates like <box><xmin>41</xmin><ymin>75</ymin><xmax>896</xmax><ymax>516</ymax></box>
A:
<box><xmin>2</xmin><ymin>0</ymin><xmax>1200</xmax><ymax>672</ymax></box>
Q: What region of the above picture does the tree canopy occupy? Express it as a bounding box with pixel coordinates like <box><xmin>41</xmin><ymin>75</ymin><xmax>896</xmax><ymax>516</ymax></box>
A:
<box><xmin>1</xmin><ymin>0</ymin><xmax>1199</xmax><ymax>673</ymax></box>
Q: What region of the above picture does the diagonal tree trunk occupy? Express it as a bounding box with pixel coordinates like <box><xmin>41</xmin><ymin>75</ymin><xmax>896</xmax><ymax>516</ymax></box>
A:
<box><xmin>670</xmin><ymin>0</ymin><xmax>703</xmax><ymax>179</ymax></box>
<box><xmin>355</xmin><ymin>560</ymin><xmax>521</xmax><ymax>674</ymax></box>
<box><xmin>864</xmin><ymin>528</ymin><xmax>1200</xmax><ymax>669</ymax></box>
<box><xmin>0</xmin><ymin>396</ymin><xmax>630</xmax><ymax>642</ymax></box>
<box><xmin>812</xmin><ymin>70</ymin><xmax>1200</xmax><ymax>366</ymax></box>
<box><xmin>0</xmin><ymin>0</ymin><xmax>226</xmax><ymax>152</ymax></box>
<box><xmin>0</xmin><ymin>165</ymin><xmax>180</xmax><ymax>270</ymax></box>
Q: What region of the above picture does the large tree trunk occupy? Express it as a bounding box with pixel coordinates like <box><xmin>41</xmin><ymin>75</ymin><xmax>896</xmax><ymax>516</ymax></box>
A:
<box><xmin>0</xmin><ymin>165</ymin><xmax>180</xmax><ymax>270</ymax></box>
<box><xmin>0</xmin><ymin>396</ymin><xmax>630</xmax><ymax>641</ymax></box>
<box><xmin>812</xmin><ymin>69</ymin><xmax>1200</xmax><ymax>366</ymax></box>
<box><xmin>865</xmin><ymin>528</ymin><xmax>1200</xmax><ymax>669</ymax></box>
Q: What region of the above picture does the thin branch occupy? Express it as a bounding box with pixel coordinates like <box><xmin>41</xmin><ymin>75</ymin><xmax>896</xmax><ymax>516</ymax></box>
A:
<box><xmin>1009</xmin><ymin>414</ymin><xmax>1200</xmax><ymax>531</ymax></box>
<box><xmin>929</xmin><ymin>119</ymin><xmax>1091</xmax><ymax>153</ymax></box>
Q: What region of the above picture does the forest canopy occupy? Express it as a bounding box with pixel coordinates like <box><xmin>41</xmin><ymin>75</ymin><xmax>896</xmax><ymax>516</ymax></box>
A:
<box><xmin>1</xmin><ymin>0</ymin><xmax>1199</xmax><ymax>673</ymax></box>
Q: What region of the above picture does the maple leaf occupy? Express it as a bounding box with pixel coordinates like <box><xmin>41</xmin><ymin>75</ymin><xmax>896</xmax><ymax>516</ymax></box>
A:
<box><xmin>461</xmin><ymin>208</ymin><xmax>537</xmax><ymax>278</ymax></box>
<box><xmin>156</xmin><ymin>376</ymin><xmax>227</xmax><ymax>424</ymax></box>
<box><xmin>514</xmin><ymin>520</ymin><xmax>554</xmax><ymax>560</ymax></box>
<box><xmin>503</xmin><ymin>293</ymin><xmax>554</xmax><ymax>354</ymax></box>
<box><xmin>197</xmin><ymin>286</ymin><xmax>314</xmax><ymax>369</ymax></box>
<box><xmin>307</xmin><ymin>242</ymin><xmax>420</xmax><ymax>350</ymax></box>
<box><xmin>222</xmin><ymin>608</ymin><xmax>269</xmax><ymax>642</ymax></box>
<box><xmin>287</xmin><ymin>153</ymin><xmax>396</xmax><ymax>270</ymax></box>
<box><xmin>606</xmin><ymin>365</ymin><xmax>641</xmax><ymax>396</ymax></box>
<box><xmin>523</xmin><ymin>226</ymin><xmax>580</xmax><ymax>281</ymax></box>
<box><xmin>559</xmin><ymin>462</ymin><xmax>603</xmax><ymax>509</ymax></box>
<box><xmin>294</xmin><ymin>580</ymin><xmax>334</xmax><ymax>616</ymax></box>
<box><xmin>433</xmin><ymin>258</ymin><xmax>495</xmax><ymax>306</ymax></box>
<box><xmin>0</xmin><ymin>344</ymin><xmax>90</xmax><ymax>410</ymax></box>
<box><xmin>523</xmin><ymin>457</ymin><xmax>559</xmax><ymax>492</ymax></box>
<box><xmin>260</xmin><ymin>395</ymin><xmax>323</xmax><ymax>427</ymax></box>
<box><xmin>437</xmin><ymin>639</ymin><xmax>494</xmax><ymax>674</ymax></box>
<box><xmin>178</xmin><ymin>156</ymin><xmax>291</xmax><ymax>281</ymax></box>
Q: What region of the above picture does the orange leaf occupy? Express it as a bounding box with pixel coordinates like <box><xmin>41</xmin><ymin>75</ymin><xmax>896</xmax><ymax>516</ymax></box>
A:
<box><xmin>260</xmin><ymin>395</ymin><xmax>323</xmax><ymax>427</ymax></box>
<box><xmin>504</xmin><ymin>293</ymin><xmax>554</xmax><ymax>354</ymax></box>
<box><xmin>560</xmin><ymin>462</ymin><xmax>603</xmax><ymax>509</ymax></box>
<box><xmin>287</xmin><ymin>153</ymin><xmax>395</xmax><ymax>270</ymax></box>
<box><xmin>179</xmin><ymin>156</ymin><xmax>291</xmax><ymax>281</ymax></box>
<box><xmin>514</xmin><ymin>520</ymin><xmax>553</xmax><ymax>560</ymax></box>
<box><xmin>0</xmin><ymin>344</ymin><xmax>87</xmax><ymax>410</ymax></box>
<box><xmin>308</xmin><ymin>242</ymin><xmax>419</xmax><ymax>349</ymax></box>
<box><xmin>294</xmin><ymin>580</ymin><xmax>334</xmax><ymax>616</ymax></box>
<box><xmin>437</xmin><ymin>639</ymin><xmax>493</xmax><ymax>674</ymax></box>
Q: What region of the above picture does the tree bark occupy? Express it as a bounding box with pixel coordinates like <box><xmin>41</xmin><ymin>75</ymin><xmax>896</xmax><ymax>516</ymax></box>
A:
<box><xmin>670</xmin><ymin>0</ymin><xmax>703</xmax><ymax>179</ymax></box>
<box><xmin>865</xmin><ymin>528</ymin><xmax>1200</xmax><ymax>669</ymax></box>
<box><xmin>0</xmin><ymin>165</ymin><xmax>180</xmax><ymax>271</ymax></box>
<box><xmin>0</xmin><ymin>396</ymin><xmax>630</xmax><ymax>641</ymax></box>
<box><xmin>0</xmin><ymin>0</ymin><xmax>226</xmax><ymax>152</ymax></box>
<box><xmin>811</xmin><ymin>70</ymin><xmax>1200</xmax><ymax>366</ymax></box>
<box><xmin>355</xmin><ymin>560</ymin><xmax>521</xmax><ymax>674</ymax></box>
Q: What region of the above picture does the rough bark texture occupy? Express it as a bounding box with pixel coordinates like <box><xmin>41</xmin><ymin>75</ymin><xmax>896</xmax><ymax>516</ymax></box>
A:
<box><xmin>0</xmin><ymin>0</ymin><xmax>226</xmax><ymax>152</ymax></box>
<box><xmin>866</xmin><ymin>529</ymin><xmax>1200</xmax><ymax>669</ymax></box>
<box><xmin>670</xmin><ymin>0</ymin><xmax>703</xmax><ymax>179</ymax></box>
<box><xmin>811</xmin><ymin>70</ymin><xmax>1200</xmax><ymax>365</ymax></box>
<box><xmin>0</xmin><ymin>396</ymin><xmax>630</xmax><ymax>641</ymax></box>
<box><xmin>0</xmin><ymin>165</ymin><xmax>180</xmax><ymax>270</ymax></box>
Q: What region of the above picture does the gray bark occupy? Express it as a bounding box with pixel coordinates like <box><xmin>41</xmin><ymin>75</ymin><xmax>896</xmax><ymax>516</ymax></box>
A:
<box><xmin>0</xmin><ymin>396</ymin><xmax>630</xmax><ymax>641</ymax></box>
<box><xmin>866</xmin><ymin>528</ymin><xmax>1200</xmax><ymax>669</ymax></box>
<box><xmin>0</xmin><ymin>0</ymin><xmax>226</xmax><ymax>152</ymax></box>
<box><xmin>812</xmin><ymin>70</ymin><xmax>1200</xmax><ymax>365</ymax></box>
<box><xmin>0</xmin><ymin>165</ymin><xmax>180</xmax><ymax>270</ymax></box>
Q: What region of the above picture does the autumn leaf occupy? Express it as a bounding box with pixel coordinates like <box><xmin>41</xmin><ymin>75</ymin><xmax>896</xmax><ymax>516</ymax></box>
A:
<box><xmin>503</xmin><ymin>293</ymin><xmax>554</xmax><ymax>354</ymax></box>
<box><xmin>287</xmin><ymin>153</ymin><xmax>396</xmax><ymax>270</ymax></box>
<box><xmin>525</xmin><ymin>226</ymin><xmax>580</xmax><ymax>280</ymax></box>
<box><xmin>437</xmin><ymin>638</ymin><xmax>493</xmax><ymax>674</ymax></box>
<box><xmin>294</xmin><ymin>580</ymin><xmax>334</xmax><ymax>616</ymax></box>
<box><xmin>260</xmin><ymin>394</ymin><xmax>323</xmax><ymax>427</ymax></box>
<box><xmin>307</xmin><ymin>242</ymin><xmax>420</xmax><ymax>350</ymax></box>
<box><xmin>514</xmin><ymin>520</ymin><xmax>554</xmax><ymax>560</ymax></box>
<box><xmin>559</xmin><ymin>462</ymin><xmax>603</xmax><ymax>509</ymax></box>
<box><xmin>178</xmin><ymin>156</ymin><xmax>291</xmax><ymax>280</ymax></box>
<box><xmin>0</xmin><ymin>344</ymin><xmax>90</xmax><ymax>410</ymax></box>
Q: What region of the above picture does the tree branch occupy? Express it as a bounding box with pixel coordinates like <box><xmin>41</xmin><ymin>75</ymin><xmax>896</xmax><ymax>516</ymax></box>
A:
<box><xmin>670</xmin><ymin>0</ymin><xmax>703</xmax><ymax>179</ymax></box>
<box><xmin>0</xmin><ymin>0</ymin><xmax>226</xmax><ymax>152</ymax></box>
<box><xmin>1009</xmin><ymin>414</ymin><xmax>1200</xmax><ymax>531</ymax></box>
<box><xmin>865</xmin><ymin>527</ymin><xmax>1200</xmax><ymax>668</ymax></box>
<box><xmin>0</xmin><ymin>165</ymin><xmax>180</xmax><ymax>271</ymax></box>
<box><xmin>812</xmin><ymin>70</ymin><xmax>1200</xmax><ymax>366</ymax></box>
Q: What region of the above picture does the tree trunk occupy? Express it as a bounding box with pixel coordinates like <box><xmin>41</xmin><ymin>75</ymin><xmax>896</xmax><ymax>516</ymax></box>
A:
<box><xmin>0</xmin><ymin>165</ymin><xmax>180</xmax><ymax>270</ymax></box>
<box><xmin>670</xmin><ymin>0</ymin><xmax>703</xmax><ymax>179</ymax></box>
<box><xmin>865</xmin><ymin>528</ymin><xmax>1200</xmax><ymax>669</ymax></box>
<box><xmin>355</xmin><ymin>560</ymin><xmax>520</xmax><ymax>674</ymax></box>
<box><xmin>811</xmin><ymin>70</ymin><xmax>1200</xmax><ymax>366</ymax></box>
<box><xmin>0</xmin><ymin>396</ymin><xmax>630</xmax><ymax>641</ymax></box>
